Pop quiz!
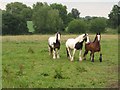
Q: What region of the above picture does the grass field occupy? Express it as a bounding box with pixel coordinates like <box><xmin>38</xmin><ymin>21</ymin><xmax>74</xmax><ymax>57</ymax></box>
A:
<box><xmin>2</xmin><ymin>34</ymin><xmax>118</xmax><ymax>88</ymax></box>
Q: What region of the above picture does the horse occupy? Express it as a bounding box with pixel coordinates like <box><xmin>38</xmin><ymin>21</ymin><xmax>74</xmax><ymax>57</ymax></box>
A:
<box><xmin>48</xmin><ymin>32</ymin><xmax>61</xmax><ymax>59</ymax></box>
<box><xmin>83</xmin><ymin>32</ymin><xmax>102</xmax><ymax>62</ymax></box>
<box><xmin>66</xmin><ymin>33</ymin><xmax>89</xmax><ymax>62</ymax></box>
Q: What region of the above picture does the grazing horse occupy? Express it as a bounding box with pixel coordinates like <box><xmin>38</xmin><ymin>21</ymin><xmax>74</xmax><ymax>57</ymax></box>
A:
<box><xmin>66</xmin><ymin>33</ymin><xmax>89</xmax><ymax>62</ymax></box>
<box><xmin>48</xmin><ymin>32</ymin><xmax>61</xmax><ymax>59</ymax></box>
<box><xmin>83</xmin><ymin>32</ymin><xmax>102</xmax><ymax>62</ymax></box>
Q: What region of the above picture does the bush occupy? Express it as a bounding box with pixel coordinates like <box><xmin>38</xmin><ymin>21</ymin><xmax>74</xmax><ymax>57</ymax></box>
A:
<box><xmin>2</xmin><ymin>12</ymin><xmax>28</xmax><ymax>35</ymax></box>
<box><xmin>67</xmin><ymin>19</ymin><xmax>87</xmax><ymax>33</ymax></box>
<box><xmin>89</xmin><ymin>17</ymin><xmax>107</xmax><ymax>33</ymax></box>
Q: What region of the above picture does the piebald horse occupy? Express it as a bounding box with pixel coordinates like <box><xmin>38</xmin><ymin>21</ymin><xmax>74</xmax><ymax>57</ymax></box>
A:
<box><xmin>48</xmin><ymin>32</ymin><xmax>61</xmax><ymax>59</ymax></box>
<box><xmin>83</xmin><ymin>33</ymin><xmax>102</xmax><ymax>62</ymax></box>
<box><xmin>66</xmin><ymin>33</ymin><xmax>89</xmax><ymax>62</ymax></box>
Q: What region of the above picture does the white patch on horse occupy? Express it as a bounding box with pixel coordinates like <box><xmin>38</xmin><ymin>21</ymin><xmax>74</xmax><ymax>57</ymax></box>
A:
<box><xmin>66</xmin><ymin>33</ymin><xmax>89</xmax><ymax>61</ymax></box>
<box><xmin>97</xmin><ymin>35</ymin><xmax>100</xmax><ymax>41</ymax></box>
<box><xmin>86</xmin><ymin>36</ymin><xmax>90</xmax><ymax>44</ymax></box>
<box><xmin>48</xmin><ymin>32</ymin><xmax>61</xmax><ymax>59</ymax></box>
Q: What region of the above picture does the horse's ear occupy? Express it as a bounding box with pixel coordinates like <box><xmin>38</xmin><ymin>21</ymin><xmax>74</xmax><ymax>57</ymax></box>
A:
<box><xmin>97</xmin><ymin>32</ymin><xmax>100</xmax><ymax>35</ymax></box>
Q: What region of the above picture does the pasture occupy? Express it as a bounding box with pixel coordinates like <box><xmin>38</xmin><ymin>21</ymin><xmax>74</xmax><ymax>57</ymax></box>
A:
<box><xmin>2</xmin><ymin>34</ymin><xmax>118</xmax><ymax>88</ymax></box>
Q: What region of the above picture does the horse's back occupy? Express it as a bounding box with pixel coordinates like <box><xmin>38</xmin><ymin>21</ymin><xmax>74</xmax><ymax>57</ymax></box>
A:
<box><xmin>48</xmin><ymin>37</ymin><xmax>56</xmax><ymax>46</ymax></box>
<box><xmin>85</xmin><ymin>42</ymin><xmax>100</xmax><ymax>52</ymax></box>
<box><xmin>66</xmin><ymin>38</ymin><xmax>75</xmax><ymax>49</ymax></box>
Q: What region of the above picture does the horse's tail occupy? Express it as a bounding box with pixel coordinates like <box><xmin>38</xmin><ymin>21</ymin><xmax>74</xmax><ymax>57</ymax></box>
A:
<box><xmin>66</xmin><ymin>48</ymin><xmax>69</xmax><ymax>57</ymax></box>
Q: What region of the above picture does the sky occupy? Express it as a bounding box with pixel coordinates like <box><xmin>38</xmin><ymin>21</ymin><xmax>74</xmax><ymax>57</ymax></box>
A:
<box><xmin>0</xmin><ymin>0</ymin><xmax>119</xmax><ymax>18</ymax></box>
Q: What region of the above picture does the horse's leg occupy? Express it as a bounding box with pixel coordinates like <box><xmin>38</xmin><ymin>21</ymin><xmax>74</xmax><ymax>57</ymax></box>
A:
<box><xmin>79</xmin><ymin>49</ymin><xmax>82</xmax><ymax>61</ymax></box>
<box><xmin>99</xmin><ymin>52</ymin><xmax>102</xmax><ymax>62</ymax></box>
<box><xmin>66</xmin><ymin>47</ymin><xmax>72</xmax><ymax>60</ymax></box>
<box><xmin>48</xmin><ymin>46</ymin><xmax>50</xmax><ymax>55</ymax></box>
<box><xmin>66</xmin><ymin>48</ymin><xmax>69</xmax><ymax>57</ymax></box>
<box><xmin>91</xmin><ymin>53</ymin><xmax>94</xmax><ymax>62</ymax></box>
<box><xmin>90</xmin><ymin>52</ymin><xmax>92</xmax><ymax>60</ymax></box>
<box><xmin>71</xmin><ymin>49</ymin><xmax>76</xmax><ymax>61</ymax></box>
<box><xmin>53</xmin><ymin>48</ymin><xmax>56</xmax><ymax>59</ymax></box>
<box><xmin>83</xmin><ymin>50</ymin><xmax>88</xmax><ymax>60</ymax></box>
<box><xmin>49</xmin><ymin>46</ymin><xmax>53</xmax><ymax>56</ymax></box>
<box><xmin>56</xmin><ymin>49</ymin><xmax>60</xmax><ymax>59</ymax></box>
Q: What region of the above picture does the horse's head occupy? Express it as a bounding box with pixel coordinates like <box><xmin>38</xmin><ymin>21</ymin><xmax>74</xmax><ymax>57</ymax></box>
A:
<box><xmin>55</xmin><ymin>32</ymin><xmax>61</xmax><ymax>41</ymax></box>
<box><xmin>96</xmin><ymin>32</ymin><xmax>101</xmax><ymax>41</ymax></box>
<box><xmin>75</xmin><ymin>33</ymin><xmax>89</xmax><ymax>43</ymax></box>
<box><xmin>83</xmin><ymin>33</ymin><xmax>90</xmax><ymax>43</ymax></box>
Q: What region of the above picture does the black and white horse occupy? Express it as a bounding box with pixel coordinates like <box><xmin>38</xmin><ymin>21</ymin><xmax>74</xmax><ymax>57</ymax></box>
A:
<box><xmin>66</xmin><ymin>33</ymin><xmax>89</xmax><ymax>61</ymax></box>
<box><xmin>48</xmin><ymin>32</ymin><xmax>61</xmax><ymax>59</ymax></box>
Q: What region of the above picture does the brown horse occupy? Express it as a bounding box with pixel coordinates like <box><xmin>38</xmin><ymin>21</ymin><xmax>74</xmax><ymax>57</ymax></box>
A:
<box><xmin>83</xmin><ymin>33</ymin><xmax>102</xmax><ymax>62</ymax></box>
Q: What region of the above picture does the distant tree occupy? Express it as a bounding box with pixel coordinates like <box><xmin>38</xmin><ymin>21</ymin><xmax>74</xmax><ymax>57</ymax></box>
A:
<box><xmin>2</xmin><ymin>12</ymin><xmax>28</xmax><ymax>35</ymax></box>
<box><xmin>50</xmin><ymin>3</ymin><xmax>68</xmax><ymax>27</ymax></box>
<box><xmin>32</xmin><ymin>2</ymin><xmax>63</xmax><ymax>34</ymax></box>
<box><xmin>71</xmin><ymin>8</ymin><xmax>80</xmax><ymax>19</ymax></box>
<box><xmin>67</xmin><ymin>19</ymin><xmax>87</xmax><ymax>33</ymax></box>
<box><xmin>90</xmin><ymin>17</ymin><xmax>107</xmax><ymax>33</ymax></box>
<box><xmin>85</xmin><ymin>16</ymin><xmax>92</xmax><ymax>21</ymax></box>
<box><xmin>108</xmin><ymin>5</ymin><xmax>120</xmax><ymax>28</ymax></box>
<box><xmin>66</xmin><ymin>13</ymin><xmax>74</xmax><ymax>25</ymax></box>
<box><xmin>6</xmin><ymin>2</ymin><xmax>32</xmax><ymax>21</ymax></box>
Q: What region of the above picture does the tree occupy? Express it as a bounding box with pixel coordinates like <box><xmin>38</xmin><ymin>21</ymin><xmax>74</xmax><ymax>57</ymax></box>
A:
<box><xmin>6</xmin><ymin>2</ymin><xmax>32</xmax><ymax>21</ymax></box>
<box><xmin>2</xmin><ymin>12</ymin><xmax>28</xmax><ymax>35</ymax></box>
<box><xmin>32</xmin><ymin>2</ymin><xmax>63</xmax><ymax>34</ymax></box>
<box><xmin>108</xmin><ymin>5</ymin><xmax>120</xmax><ymax>28</ymax></box>
<box><xmin>71</xmin><ymin>8</ymin><xmax>80</xmax><ymax>19</ymax></box>
<box><xmin>67</xmin><ymin>19</ymin><xmax>87</xmax><ymax>33</ymax></box>
<box><xmin>90</xmin><ymin>17</ymin><xmax>107</xmax><ymax>33</ymax></box>
<box><xmin>50</xmin><ymin>3</ymin><xmax>68</xmax><ymax>27</ymax></box>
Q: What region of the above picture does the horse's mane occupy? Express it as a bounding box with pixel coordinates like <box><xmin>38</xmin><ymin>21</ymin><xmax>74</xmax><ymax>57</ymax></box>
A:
<box><xmin>93</xmin><ymin>34</ymin><xmax>100</xmax><ymax>43</ymax></box>
<box><xmin>75</xmin><ymin>34</ymin><xmax>85</xmax><ymax>42</ymax></box>
<box><xmin>55</xmin><ymin>32</ymin><xmax>61</xmax><ymax>42</ymax></box>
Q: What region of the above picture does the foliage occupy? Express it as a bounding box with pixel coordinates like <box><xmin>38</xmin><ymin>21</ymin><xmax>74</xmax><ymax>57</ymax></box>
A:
<box><xmin>89</xmin><ymin>17</ymin><xmax>107</xmax><ymax>33</ymax></box>
<box><xmin>2</xmin><ymin>12</ymin><xmax>28</xmax><ymax>35</ymax></box>
<box><xmin>6</xmin><ymin>2</ymin><xmax>32</xmax><ymax>21</ymax></box>
<box><xmin>32</xmin><ymin>2</ymin><xmax>63</xmax><ymax>34</ymax></box>
<box><xmin>3</xmin><ymin>2</ymin><xmax>118</xmax><ymax>34</ymax></box>
<box><xmin>50</xmin><ymin>3</ymin><xmax>68</xmax><ymax>28</ymax></box>
<box><xmin>71</xmin><ymin>8</ymin><xmax>80</xmax><ymax>19</ymax></box>
<box><xmin>108</xmin><ymin>5</ymin><xmax>120</xmax><ymax>28</ymax></box>
<box><xmin>67</xmin><ymin>19</ymin><xmax>87</xmax><ymax>33</ymax></box>
<box><xmin>27</xmin><ymin>21</ymin><xmax>35</xmax><ymax>33</ymax></box>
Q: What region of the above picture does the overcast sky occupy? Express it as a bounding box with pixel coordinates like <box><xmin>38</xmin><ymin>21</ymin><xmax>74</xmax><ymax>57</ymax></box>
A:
<box><xmin>0</xmin><ymin>0</ymin><xmax>119</xmax><ymax>18</ymax></box>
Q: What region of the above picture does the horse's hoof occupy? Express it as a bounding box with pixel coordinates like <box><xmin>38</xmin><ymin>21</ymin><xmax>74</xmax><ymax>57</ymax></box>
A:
<box><xmin>79</xmin><ymin>58</ymin><xmax>82</xmax><ymax>62</ymax></box>
<box><xmin>99</xmin><ymin>59</ymin><xmax>102</xmax><ymax>62</ymax></box>
<box><xmin>83</xmin><ymin>57</ymin><xmax>86</xmax><ymax>60</ymax></box>
<box><xmin>70</xmin><ymin>59</ymin><xmax>74</xmax><ymax>62</ymax></box>
<box><xmin>53</xmin><ymin>57</ymin><xmax>56</xmax><ymax>59</ymax></box>
<box><xmin>83</xmin><ymin>58</ymin><xmax>86</xmax><ymax>60</ymax></box>
<box><xmin>91</xmin><ymin>60</ymin><xmax>94</xmax><ymax>62</ymax></box>
<box><xmin>99</xmin><ymin>57</ymin><xmax>102</xmax><ymax>62</ymax></box>
<box><xmin>57</xmin><ymin>56</ymin><xmax>60</xmax><ymax>59</ymax></box>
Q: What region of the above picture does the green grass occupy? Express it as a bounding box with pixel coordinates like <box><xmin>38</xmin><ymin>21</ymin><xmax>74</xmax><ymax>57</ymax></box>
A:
<box><xmin>27</xmin><ymin>21</ymin><xmax>35</xmax><ymax>33</ymax></box>
<box><xmin>2</xmin><ymin>34</ymin><xmax>118</xmax><ymax>88</ymax></box>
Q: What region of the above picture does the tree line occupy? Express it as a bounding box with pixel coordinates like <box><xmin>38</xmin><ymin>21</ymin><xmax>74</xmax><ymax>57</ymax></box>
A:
<box><xmin>1</xmin><ymin>2</ymin><xmax>120</xmax><ymax>35</ymax></box>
